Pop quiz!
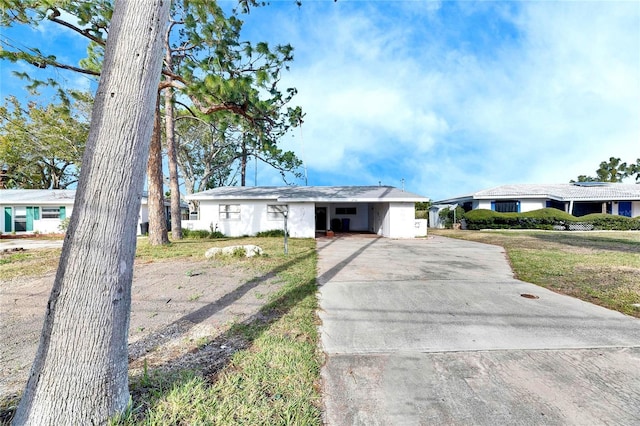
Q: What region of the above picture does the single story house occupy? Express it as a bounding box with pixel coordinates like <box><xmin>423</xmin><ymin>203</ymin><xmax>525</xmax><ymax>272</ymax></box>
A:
<box><xmin>184</xmin><ymin>185</ymin><xmax>429</xmax><ymax>238</ymax></box>
<box><xmin>430</xmin><ymin>182</ymin><xmax>640</xmax><ymax>228</ymax></box>
<box><xmin>0</xmin><ymin>189</ymin><xmax>180</xmax><ymax>235</ymax></box>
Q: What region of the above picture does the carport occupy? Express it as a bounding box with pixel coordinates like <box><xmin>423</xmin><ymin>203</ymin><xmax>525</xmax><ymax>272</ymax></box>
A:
<box><xmin>278</xmin><ymin>186</ymin><xmax>425</xmax><ymax>238</ymax></box>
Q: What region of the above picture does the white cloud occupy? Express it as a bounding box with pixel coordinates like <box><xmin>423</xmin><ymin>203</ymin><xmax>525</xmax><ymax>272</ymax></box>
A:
<box><xmin>271</xmin><ymin>1</ymin><xmax>639</xmax><ymax>198</ymax></box>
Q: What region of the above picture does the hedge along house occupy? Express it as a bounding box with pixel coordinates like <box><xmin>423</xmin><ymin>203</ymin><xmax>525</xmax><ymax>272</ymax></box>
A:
<box><xmin>184</xmin><ymin>186</ymin><xmax>429</xmax><ymax>238</ymax></box>
<box><xmin>430</xmin><ymin>182</ymin><xmax>640</xmax><ymax>228</ymax></box>
<box><xmin>0</xmin><ymin>189</ymin><xmax>180</xmax><ymax>235</ymax></box>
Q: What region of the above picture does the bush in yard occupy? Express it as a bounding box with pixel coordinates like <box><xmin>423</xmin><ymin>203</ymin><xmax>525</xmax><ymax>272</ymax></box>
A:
<box><xmin>464</xmin><ymin>208</ymin><xmax>574</xmax><ymax>230</ymax></box>
<box><xmin>182</xmin><ymin>229</ymin><xmax>211</xmax><ymax>238</ymax></box>
<box><xmin>578</xmin><ymin>214</ymin><xmax>640</xmax><ymax>230</ymax></box>
<box><xmin>464</xmin><ymin>208</ymin><xmax>640</xmax><ymax>230</ymax></box>
<box><xmin>255</xmin><ymin>229</ymin><xmax>285</xmax><ymax>237</ymax></box>
<box><xmin>182</xmin><ymin>229</ymin><xmax>227</xmax><ymax>238</ymax></box>
<box><xmin>439</xmin><ymin>206</ymin><xmax>465</xmax><ymax>228</ymax></box>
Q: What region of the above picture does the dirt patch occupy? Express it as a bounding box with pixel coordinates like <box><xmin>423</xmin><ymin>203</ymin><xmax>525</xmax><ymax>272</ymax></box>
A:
<box><xmin>0</xmin><ymin>258</ymin><xmax>284</xmax><ymax>400</ymax></box>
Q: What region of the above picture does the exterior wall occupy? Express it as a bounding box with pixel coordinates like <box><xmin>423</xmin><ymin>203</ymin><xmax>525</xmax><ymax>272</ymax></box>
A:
<box><xmin>329</xmin><ymin>203</ymin><xmax>369</xmax><ymax>231</ymax></box>
<box><xmin>414</xmin><ymin>219</ymin><xmax>428</xmax><ymax>237</ymax></box>
<box><xmin>519</xmin><ymin>199</ymin><xmax>547</xmax><ymax>213</ymax></box>
<box><xmin>471</xmin><ymin>198</ymin><xmax>640</xmax><ymax>218</ymax></box>
<box><xmin>186</xmin><ymin>200</ymin><xmax>315</xmax><ymax>238</ymax></box>
<box><xmin>388</xmin><ymin>202</ymin><xmax>418</xmax><ymax>238</ymax></box>
<box><xmin>476</xmin><ymin>200</ymin><xmax>492</xmax><ymax>210</ymax></box>
<box><xmin>1</xmin><ymin>201</ymin><xmax>158</xmax><ymax>236</ymax></box>
<box><xmin>371</xmin><ymin>203</ymin><xmax>390</xmax><ymax>236</ymax></box>
<box><xmin>1</xmin><ymin>204</ymin><xmax>74</xmax><ymax>234</ymax></box>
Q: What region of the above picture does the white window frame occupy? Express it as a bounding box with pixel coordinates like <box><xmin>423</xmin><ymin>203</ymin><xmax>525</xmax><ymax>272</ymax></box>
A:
<box><xmin>219</xmin><ymin>204</ymin><xmax>240</xmax><ymax>220</ymax></box>
<box><xmin>267</xmin><ymin>204</ymin><xmax>288</xmax><ymax>220</ymax></box>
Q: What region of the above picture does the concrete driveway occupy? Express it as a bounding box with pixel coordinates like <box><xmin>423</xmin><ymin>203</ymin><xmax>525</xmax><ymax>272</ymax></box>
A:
<box><xmin>317</xmin><ymin>235</ymin><xmax>640</xmax><ymax>425</ymax></box>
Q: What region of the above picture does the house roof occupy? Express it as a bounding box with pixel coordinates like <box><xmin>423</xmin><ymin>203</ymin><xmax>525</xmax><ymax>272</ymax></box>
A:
<box><xmin>0</xmin><ymin>189</ymin><xmax>76</xmax><ymax>205</ymax></box>
<box><xmin>0</xmin><ymin>189</ymin><xmax>182</xmax><ymax>207</ymax></box>
<box><xmin>186</xmin><ymin>186</ymin><xmax>429</xmax><ymax>203</ymax></box>
<box><xmin>436</xmin><ymin>183</ymin><xmax>640</xmax><ymax>204</ymax></box>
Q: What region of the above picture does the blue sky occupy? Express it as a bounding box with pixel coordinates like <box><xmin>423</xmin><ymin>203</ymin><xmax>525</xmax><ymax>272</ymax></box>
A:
<box><xmin>1</xmin><ymin>1</ymin><xmax>639</xmax><ymax>200</ymax></box>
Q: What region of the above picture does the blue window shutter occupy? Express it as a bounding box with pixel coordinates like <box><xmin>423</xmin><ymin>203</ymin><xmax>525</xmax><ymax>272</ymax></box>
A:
<box><xmin>59</xmin><ymin>206</ymin><xmax>66</xmax><ymax>220</ymax></box>
<box><xmin>517</xmin><ymin>201</ymin><xmax>521</xmax><ymax>213</ymax></box>
<box><xmin>34</xmin><ymin>207</ymin><xmax>40</xmax><ymax>220</ymax></box>
<box><xmin>26</xmin><ymin>207</ymin><xmax>34</xmax><ymax>231</ymax></box>
<box><xmin>4</xmin><ymin>207</ymin><xmax>12</xmax><ymax>232</ymax></box>
<box><xmin>490</xmin><ymin>201</ymin><xmax>496</xmax><ymax>211</ymax></box>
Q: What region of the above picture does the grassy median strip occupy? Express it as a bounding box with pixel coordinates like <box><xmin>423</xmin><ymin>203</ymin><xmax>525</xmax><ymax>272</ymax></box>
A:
<box><xmin>431</xmin><ymin>229</ymin><xmax>640</xmax><ymax>317</ymax></box>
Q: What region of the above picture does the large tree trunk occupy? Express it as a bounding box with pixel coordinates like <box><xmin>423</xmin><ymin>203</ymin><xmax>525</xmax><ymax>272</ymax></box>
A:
<box><xmin>147</xmin><ymin>100</ymin><xmax>169</xmax><ymax>245</ymax></box>
<box><xmin>164</xmin><ymin>83</ymin><xmax>182</xmax><ymax>239</ymax></box>
<box><xmin>13</xmin><ymin>1</ymin><xmax>170</xmax><ymax>424</ymax></box>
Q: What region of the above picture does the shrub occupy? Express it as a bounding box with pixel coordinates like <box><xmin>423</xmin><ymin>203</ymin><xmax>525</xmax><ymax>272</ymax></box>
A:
<box><xmin>439</xmin><ymin>206</ymin><xmax>465</xmax><ymax>228</ymax></box>
<box><xmin>58</xmin><ymin>217</ymin><xmax>70</xmax><ymax>232</ymax></box>
<box><xmin>182</xmin><ymin>229</ymin><xmax>211</xmax><ymax>239</ymax></box>
<box><xmin>255</xmin><ymin>229</ymin><xmax>285</xmax><ymax>237</ymax></box>
<box><xmin>463</xmin><ymin>208</ymin><xmax>640</xmax><ymax>231</ymax></box>
<box><xmin>182</xmin><ymin>229</ymin><xmax>226</xmax><ymax>239</ymax></box>
<box><xmin>578</xmin><ymin>214</ymin><xmax>640</xmax><ymax>231</ymax></box>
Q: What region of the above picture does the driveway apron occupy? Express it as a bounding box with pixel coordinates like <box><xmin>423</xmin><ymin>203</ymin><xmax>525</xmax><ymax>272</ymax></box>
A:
<box><xmin>317</xmin><ymin>235</ymin><xmax>640</xmax><ymax>426</ymax></box>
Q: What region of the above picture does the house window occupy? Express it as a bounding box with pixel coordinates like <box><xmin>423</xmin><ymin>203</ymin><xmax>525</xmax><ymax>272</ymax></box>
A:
<box><xmin>14</xmin><ymin>207</ymin><xmax>27</xmax><ymax>232</ymax></box>
<box><xmin>42</xmin><ymin>207</ymin><xmax>61</xmax><ymax>219</ymax></box>
<box><xmin>219</xmin><ymin>204</ymin><xmax>240</xmax><ymax>220</ymax></box>
<box><xmin>267</xmin><ymin>204</ymin><xmax>288</xmax><ymax>220</ymax></box>
<box><xmin>492</xmin><ymin>200</ymin><xmax>520</xmax><ymax>213</ymax></box>
<box><xmin>335</xmin><ymin>207</ymin><xmax>356</xmax><ymax>215</ymax></box>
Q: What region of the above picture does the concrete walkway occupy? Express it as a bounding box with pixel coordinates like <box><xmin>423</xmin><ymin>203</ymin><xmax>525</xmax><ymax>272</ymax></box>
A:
<box><xmin>317</xmin><ymin>235</ymin><xmax>640</xmax><ymax>425</ymax></box>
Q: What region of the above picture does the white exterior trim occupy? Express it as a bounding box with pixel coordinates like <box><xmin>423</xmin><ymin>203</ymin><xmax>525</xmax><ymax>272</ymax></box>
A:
<box><xmin>185</xmin><ymin>186</ymin><xmax>429</xmax><ymax>239</ymax></box>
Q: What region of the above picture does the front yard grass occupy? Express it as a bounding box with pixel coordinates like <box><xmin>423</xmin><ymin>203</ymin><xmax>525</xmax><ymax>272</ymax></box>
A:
<box><xmin>1</xmin><ymin>236</ymin><xmax>322</xmax><ymax>425</ymax></box>
<box><xmin>430</xmin><ymin>229</ymin><xmax>640</xmax><ymax>317</ymax></box>
<box><xmin>120</xmin><ymin>237</ymin><xmax>322</xmax><ymax>425</ymax></box>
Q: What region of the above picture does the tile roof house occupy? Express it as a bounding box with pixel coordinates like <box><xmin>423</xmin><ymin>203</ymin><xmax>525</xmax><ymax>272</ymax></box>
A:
<box><xmin>184</xmin><ymin>185</ymin><xmax>429</xmax><ymax>238</ymax></box>
<box><xmin>430</xmin><ymin>183</ymin><xmax>640</xmax><ymax>228</ymax></box>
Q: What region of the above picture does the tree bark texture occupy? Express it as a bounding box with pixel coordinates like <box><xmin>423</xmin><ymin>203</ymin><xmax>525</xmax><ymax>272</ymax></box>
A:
<box><xmin>146</xmin><ymin>100</ymin><xmax>169</xmax><ymax>245</ymax></box>
<box><xmin>164</xmin><ymin>83</ymin><xmax>182</xmax><ymax>239</ymax></box>
<box><xmin>13</xmin><ymin>1</ymin><xmax>171</xmax><ymax>424</ymax></box>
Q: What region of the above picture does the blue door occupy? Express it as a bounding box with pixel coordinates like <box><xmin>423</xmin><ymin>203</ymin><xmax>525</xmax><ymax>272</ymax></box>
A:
<box><xmin>618</xmin><ymin>201</ymin><xmax>632</xmax><ymax>217</ymax></box>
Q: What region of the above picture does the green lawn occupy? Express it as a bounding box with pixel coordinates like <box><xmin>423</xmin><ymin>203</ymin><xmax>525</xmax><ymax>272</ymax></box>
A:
<box><xmin>430</xmin><ymin>229</ymin><xmax>640</xmax><ymax>317</ymax></box>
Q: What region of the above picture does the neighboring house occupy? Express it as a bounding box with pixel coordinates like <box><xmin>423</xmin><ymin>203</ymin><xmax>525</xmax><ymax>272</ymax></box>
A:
<box><xmin>184</xmin><ymin>185</ymin><xmax>429</xmax><ymax>238</ymax></box>
<box><xmin>0</xmin><ymin>189</ymin><xmax>181</xmax><ymax>235</ymax></box>
<box><xmin>430</xmin><ymin>182</ymin><xmax>640</xmax><ymax>228</ymax></box>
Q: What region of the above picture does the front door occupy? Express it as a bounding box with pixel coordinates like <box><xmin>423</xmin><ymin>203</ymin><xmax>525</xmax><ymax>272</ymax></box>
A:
<box><xmin>315</xmin><ymin>207</ymin><xmax>327</xmax><ymax>231</ymax></box>
<box><xmin>618</xmin><ymin>201</ymin><xmax>632</xmax><ymax>217</ymax></box>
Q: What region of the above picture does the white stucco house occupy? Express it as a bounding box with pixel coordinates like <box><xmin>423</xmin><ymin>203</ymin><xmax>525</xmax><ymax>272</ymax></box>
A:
<box><xmin>430</xmin><ymin>182</ymin><xmax>640</xmax><ymax>228</ymax></box>
<box><xmin>0</xmin><ymin>189</ymin><xmax>177</xmax><ymax>235</ymax></box>
<box><xmin>184</xmin><ymin>186</ymin><xmax>429</xmax><ymax>238</ymax></box>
